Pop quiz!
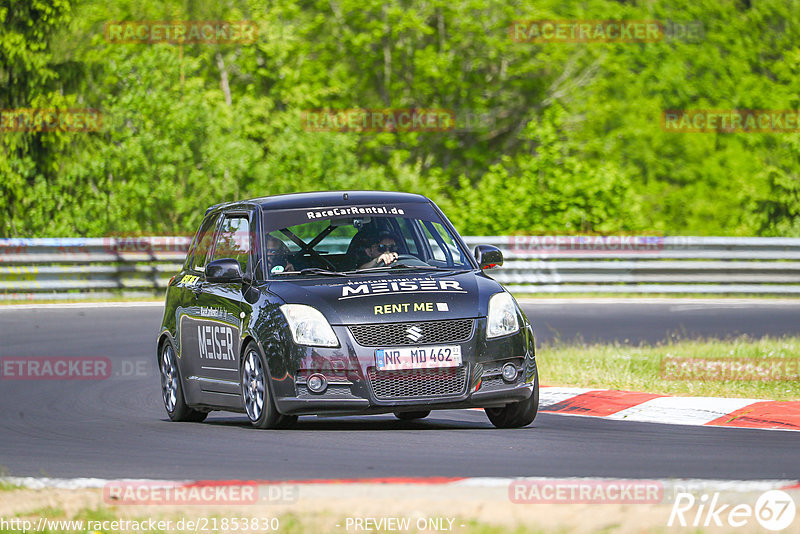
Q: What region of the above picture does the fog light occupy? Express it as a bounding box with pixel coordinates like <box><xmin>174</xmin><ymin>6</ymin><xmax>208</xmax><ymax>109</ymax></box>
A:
<box><xmin>501</xmin><ymin>363</ymin><xmax>518</xmax><ymax>383</ymax></box>
<box><xmin>307</xmin><ymin>374</ymin><xmax>327</xmax><ymax>394</ymax></box>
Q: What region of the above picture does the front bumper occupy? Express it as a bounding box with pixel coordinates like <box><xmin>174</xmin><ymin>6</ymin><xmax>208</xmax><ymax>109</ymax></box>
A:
<box><xmin>270</xmin><ymin>318</ymin><xmax>537</xmax><ymax>416</ymax></box>
<box><xmin>278</xmin><ymin>382</ymin><xmax>534</xmax><ymax>416</ymax></box>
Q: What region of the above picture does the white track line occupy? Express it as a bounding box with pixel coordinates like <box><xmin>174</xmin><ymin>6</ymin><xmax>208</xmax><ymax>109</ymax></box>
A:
<box><xmin>538</xmin><ymin>387</ymin><xmax>597</xmax><ymax>408</ymax></box>
<box><xmin>605</xmin><ymin>396</ymin><xmax>765</xmax><ymax>426</ymax></box>
<box><xmin>3</xmin><ymin>476</ymin><xmax>797</xmax><ymax>494</ymax></box>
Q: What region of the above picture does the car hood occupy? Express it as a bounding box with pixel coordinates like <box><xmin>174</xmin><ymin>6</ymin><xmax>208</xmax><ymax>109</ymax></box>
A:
<box><xmin>265</xmin><ymin>270</ymin><xmax>502</xmax><ymax>325</ymax></box>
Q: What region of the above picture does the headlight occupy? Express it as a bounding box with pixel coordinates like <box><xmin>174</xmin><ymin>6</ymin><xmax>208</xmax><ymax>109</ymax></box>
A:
<box><xmin>486</xmin><ymin>292</ymin><xmax>520</xmax><ymax>338</ymax></box>
<box><xmin>279</xmin><ymin>304</ymin><xmax>339</xmax><ymax>347</ymax></box>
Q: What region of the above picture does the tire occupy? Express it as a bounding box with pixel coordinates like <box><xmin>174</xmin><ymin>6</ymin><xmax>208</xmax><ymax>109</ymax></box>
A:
<box><xmin>485</xmin><ymin>365</ymin><xmax>539</xmax><ymax>429</ymax></box>
<box><xmin>159</xmin><ymin>340</ymin><xmax>208</xmax><ymax>423</ymax></box>
<box><xmin>393</xmin><ymin>410</ymin><xmax>431</xmax><ymax>421</ymax></box>
<box><xmin>241</xmin><ymin>343</ymin><xmax>297</xmax><ymax>429</ymax></box>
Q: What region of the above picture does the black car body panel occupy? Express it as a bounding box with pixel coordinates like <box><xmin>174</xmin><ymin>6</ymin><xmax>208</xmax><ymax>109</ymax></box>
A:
<box><xmin>158</xmin><ymin>191</ymin><xmax>537</xmax><ymax>426</ymax></box>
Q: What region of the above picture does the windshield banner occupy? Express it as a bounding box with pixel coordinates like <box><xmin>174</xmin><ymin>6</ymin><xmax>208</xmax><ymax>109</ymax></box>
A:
<box><xmin>260</xmin><ymin>203</ymin><xmax>440</xmax><ymax>233</ymax></box>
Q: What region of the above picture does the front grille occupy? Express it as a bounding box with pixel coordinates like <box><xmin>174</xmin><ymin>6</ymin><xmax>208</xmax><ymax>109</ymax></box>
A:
<box><xmin>477</xmin><ymin>358</ymin><xmax>523</xmax><ymax>392</ymax></box>
<box><xmin>350</xmin><ymin>319</ymin><xmax>474</xmax><ymax>347</ymax></box>
<box><xmin>368</xmin><ymin>366</ymin><xmax>468</xmax><ymax>399</ymax></box>
<box><xmin>478</xmin><ymin>375</ymin><xmax>508</xmax><ymax>392</ymax></box>
<box><xmin>481</xmin><ymin>358</ymin><xmax>523</xmax><ymax>376</ymax></box>
<box><xmin>297</xmin><ymin>384</ymin><xmax>356</xmax><ymax>398</ymax></box>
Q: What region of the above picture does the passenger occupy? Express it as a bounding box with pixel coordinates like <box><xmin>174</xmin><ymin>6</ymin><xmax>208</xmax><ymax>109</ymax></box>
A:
<box><xmin>359</xmin><ymin>231</ymin><xmax>400</xmax><ymax>269</ymax></box>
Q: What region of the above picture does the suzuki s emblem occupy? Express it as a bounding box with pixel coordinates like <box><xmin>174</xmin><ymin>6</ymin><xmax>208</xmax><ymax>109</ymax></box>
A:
<box><xmin>406</xmin><ymin>325</ymin><xmax>423</xmax><ymax>342</ymax></box>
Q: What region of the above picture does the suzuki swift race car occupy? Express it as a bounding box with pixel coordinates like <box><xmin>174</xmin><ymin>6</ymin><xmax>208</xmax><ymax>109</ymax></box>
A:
<box><xmin>157</xmin><ymin>191</ymin><xmax>538</xmax><ymax>429</ymax></box>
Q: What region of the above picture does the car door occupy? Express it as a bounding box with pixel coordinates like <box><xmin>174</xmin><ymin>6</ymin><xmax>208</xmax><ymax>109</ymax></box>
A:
<box><xmin>175</xmin><ymin>211</ymin><xmax>220</xmax><ymax>405</ymax></box>
<box><xmin>182</xmin><ymin>211</ymin><xmax>254</xmax><ymax>407</ymax></box>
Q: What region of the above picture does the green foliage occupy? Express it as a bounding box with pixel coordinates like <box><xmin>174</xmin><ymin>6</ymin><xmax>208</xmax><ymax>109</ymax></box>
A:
<box><xmin>447</xmin><ymin>106</ymin><xmax>645</xmax><ymax>235</ymax></box>
<box><xmin>0</xmin><ymin>0</ymin><xmax>799</xmax><ymax>237</ymax></box>
<box><xmin>0</xmin><ymin>0</ymin><xmax>76</xmax><ymax>235</ymax></box>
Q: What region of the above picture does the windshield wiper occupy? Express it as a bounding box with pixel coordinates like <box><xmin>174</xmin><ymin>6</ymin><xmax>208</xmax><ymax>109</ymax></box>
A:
<box><xmin>274</xmin><ymin>268</ymin><xmax>346</xmax><ymax>277</ymax></box>
<box><xmin>359</xmin><ymin>263</ymin><xmax>456</xmax><ymax>272</ymax></box>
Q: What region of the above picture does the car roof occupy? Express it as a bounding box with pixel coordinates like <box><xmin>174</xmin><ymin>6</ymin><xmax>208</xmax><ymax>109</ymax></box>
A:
<box><xmin>206</xmin><ymin>190</ymin><xmax>431</xmax><ymax>214</ymax></box>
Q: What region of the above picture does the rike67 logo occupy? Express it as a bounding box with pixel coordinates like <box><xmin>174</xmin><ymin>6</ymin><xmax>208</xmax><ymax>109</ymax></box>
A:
<box><xmin>669</xmin><ymin>490</ymin><xmax>796</xmax><ymax>531</ymax></box>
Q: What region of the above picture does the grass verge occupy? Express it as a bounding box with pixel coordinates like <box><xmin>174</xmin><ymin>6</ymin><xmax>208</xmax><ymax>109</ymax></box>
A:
<box><xmin>538</xmin><ymin>335</ymin><xmax>800</xmax><ymax>400</ymax></box>
<box><xmin>0</xmin><ymin>483</ymin><xmax>784</xmax><ymax>534</ymax></box>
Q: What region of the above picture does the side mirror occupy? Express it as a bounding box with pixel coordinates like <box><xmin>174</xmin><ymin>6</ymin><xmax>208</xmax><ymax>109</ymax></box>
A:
<box><xmin>474</xmin><ymin>245</ymin><xmax>503</xmax><ymax>270</ymax></box>
<box><xmin>205</xmin><ymin>258</ymin><xmax>243</xmax><ymax>282</ymax></box>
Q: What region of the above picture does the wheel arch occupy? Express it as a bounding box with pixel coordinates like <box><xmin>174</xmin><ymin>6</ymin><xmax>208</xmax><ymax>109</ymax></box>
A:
<box><xmin>239</xmin><ymin>335</ymin><xmax>298</xmax><ymax>416</ymax></box>
<box><xmin>156</xmin><ymin>330</ymin><xmax>176</xmax><ymax>364</ymax></box>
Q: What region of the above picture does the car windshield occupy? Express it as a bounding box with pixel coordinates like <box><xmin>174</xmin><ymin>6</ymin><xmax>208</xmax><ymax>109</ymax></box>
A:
<box><xmin>261</xmin><ymin>204</ymin><xmax>472</xmax><ymax>277</ymax></box>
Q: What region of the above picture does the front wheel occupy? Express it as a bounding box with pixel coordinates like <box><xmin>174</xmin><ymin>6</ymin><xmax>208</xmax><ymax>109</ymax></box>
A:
<box><xmin>160</xmin><ymin>341</ymin><xmax>207</xmax><ymax>422</ymax></box>
<box><xmin>485</xmin><ymin>365</ymin><xmax>539</xmax><ymax>429</ymax></box>
<box><xmin>241</xmin><ymin>343</ymin><xmax>297</xmax><ymax>429</ymax></box>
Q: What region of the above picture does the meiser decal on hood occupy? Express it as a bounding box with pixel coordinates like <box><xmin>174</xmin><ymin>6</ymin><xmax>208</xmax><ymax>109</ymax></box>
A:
<box><xmin>339</xmin><ymin>279</ymin><xmax>464</xmax><ymax>299</ymax></box>
<box><xmin>265</xmin><ymin>272</ymin><xmax>501</xmax><ymax>325</ymax></box>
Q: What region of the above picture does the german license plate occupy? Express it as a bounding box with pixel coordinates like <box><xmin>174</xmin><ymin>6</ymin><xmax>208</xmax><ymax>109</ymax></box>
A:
<box><xmin>375</xmin><ymin>346</ymin><xmax>462</xmax><ymax>371</ymax></box>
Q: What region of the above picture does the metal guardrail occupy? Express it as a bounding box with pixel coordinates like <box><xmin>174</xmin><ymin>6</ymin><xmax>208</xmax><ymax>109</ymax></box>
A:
<box><xmin>0</xmin><ymin>237</ymin><xmax>189</xmax><ymax>300</ymax></box>
<box><xmin>462</xmin><ymin>236</ymin><xmax>800</xmax><ymax>294</ymax></box>
<box><xmin>2</xmin><ymin>236</ymin><xmax>800</xmax><ymax>300</ymax></box>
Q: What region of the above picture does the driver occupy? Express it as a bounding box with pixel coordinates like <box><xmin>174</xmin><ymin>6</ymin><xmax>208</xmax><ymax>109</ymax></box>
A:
<box><xmin>359</xmin><ymin>231</ymin><xmax>400</xmax><ymax>269</ymax></box>
<box><xmin>266</xmin><ymin>236</ymin><xmax>294</xmax><ymax>274</ymax></box>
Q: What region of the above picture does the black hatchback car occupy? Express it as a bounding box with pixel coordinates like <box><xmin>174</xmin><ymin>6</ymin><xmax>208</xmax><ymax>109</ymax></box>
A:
<box><xmin>157</xmin><ymin>191</ymin><xmax>538</xmax><ymax>428</ymax></box>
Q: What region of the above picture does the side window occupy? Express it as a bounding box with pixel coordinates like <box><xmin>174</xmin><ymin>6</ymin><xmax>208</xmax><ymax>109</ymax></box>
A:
<box><xmin>421</xmin><ymin>222</ymin><xmax>447</xmax><ymax>262</ymax></box>
<box><xmin>191</xmin><ymin>214</ymin><xmax>220</xmax><ymax>272</ymax></box>
<box><xmin>419</xmin><ymin>220</ymin><xmax>467</xmax><ymax>266</ymax></box>
<box><xmin>210</xmin><ymin>216</ymin><xmax>251</xmax><ymax>274</ymax></box>
<box><xmin>431</xmin><ymin>222</ymin><xmax>465</xmax><ymax>264</ymax></box>
<box><xmin>396</xmin><ymin>218</ymin><xmax>420</xmax><ymax>256</ymax></box>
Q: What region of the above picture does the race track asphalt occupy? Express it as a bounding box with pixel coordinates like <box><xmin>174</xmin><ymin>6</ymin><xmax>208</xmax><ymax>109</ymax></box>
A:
<box><xmin>0</xmin><ymin>300</ymin><xmax>798</xmax><ymax>481</ymax></box>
